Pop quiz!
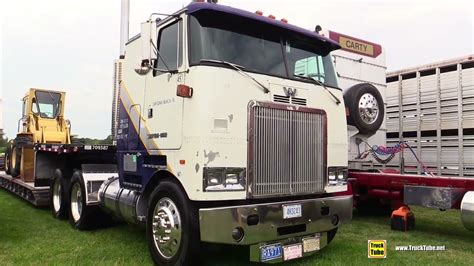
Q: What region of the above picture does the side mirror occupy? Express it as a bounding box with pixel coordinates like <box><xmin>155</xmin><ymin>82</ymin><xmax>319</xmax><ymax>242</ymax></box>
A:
<box><xmin>135</xmin><ymin>20</ymin><xmax>157</xmax><ymax>75</ymax></box>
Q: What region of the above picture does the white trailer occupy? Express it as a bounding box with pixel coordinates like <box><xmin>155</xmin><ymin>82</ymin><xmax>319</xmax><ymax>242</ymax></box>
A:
<box><xmin>385</xmin><ymin>55</ymin><xmax>474</xmax><ymax>177</ymax></box>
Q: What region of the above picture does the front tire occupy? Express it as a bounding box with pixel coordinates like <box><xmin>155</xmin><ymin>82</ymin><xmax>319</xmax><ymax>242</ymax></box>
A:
<box><xmin>68</xmin><ymin>170</ymin><xmax>100</xmax><ymax>230</ymax></box>
<box><xmin>50</xmin><ymin>169</ymin><xmax>69</xmax><ymax>220</ymax></box>
<box><xmin>147</xmin><ymin>180</ymin><xmax>200</xmax><ymax>266</ymax></box>
<box><xmin>10</xmin><ymin>143</ymin><xmax>21</xmax><ymax>177</ymax></box>
<box><xmin>327</xmin><ymin>227</ymin><xmax>338</xmax><ymax>245</ymax></box>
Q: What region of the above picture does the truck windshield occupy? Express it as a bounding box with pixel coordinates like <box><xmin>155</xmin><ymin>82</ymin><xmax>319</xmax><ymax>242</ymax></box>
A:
<box><xmin>189</xmin><ymin>14</ymin><xmax>338</xmax><ymax>88</ymax></box>
<box><xmin>34</xmin><ymin>91</ymin><xmax>61</xmax><ymax>118</ymax></box>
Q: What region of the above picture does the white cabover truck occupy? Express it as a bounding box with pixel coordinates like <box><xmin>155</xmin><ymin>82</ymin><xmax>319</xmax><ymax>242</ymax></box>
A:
<box><xmin>114</xmin><ymin>2</ymin><xmax>352</xmax><ymax>263</ymax></box>
<box><xmin>3</xmin><ymin>1</ymin><xmax>353</xmax><ymax>265</ymax></box>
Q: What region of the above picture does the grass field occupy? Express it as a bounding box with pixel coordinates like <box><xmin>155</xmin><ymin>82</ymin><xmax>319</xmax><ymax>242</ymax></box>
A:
<box><xmin>0</xmin><ymin>188</ymin><xmax>473</xmax><ymax>265</ymax></box>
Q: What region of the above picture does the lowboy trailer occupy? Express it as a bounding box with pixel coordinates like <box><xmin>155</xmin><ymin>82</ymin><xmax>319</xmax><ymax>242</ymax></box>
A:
<box><xmin>0</xmin><ymin>143</ymin><xmax>116</xmax><ymax>207</ymax></box>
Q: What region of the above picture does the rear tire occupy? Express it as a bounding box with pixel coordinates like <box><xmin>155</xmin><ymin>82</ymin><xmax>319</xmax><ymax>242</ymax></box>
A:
<box><xmin>50</xmin><ymin>169</ymin><xmax>69</xmax><ymax>220</ymax></box>
<box><xmin>146</xmin><ymin>180</ymin><xmax>201</xmax><ymax>266</ymax></box>
<box><xmin>68</xmin><ymin>170</ymin><xmax>100</xmax><ymax>230</ymax></box>
<box><xmin>4</xmin><ymin>144</ymin><xmax>12</xmax><ymax>175</ymax></box>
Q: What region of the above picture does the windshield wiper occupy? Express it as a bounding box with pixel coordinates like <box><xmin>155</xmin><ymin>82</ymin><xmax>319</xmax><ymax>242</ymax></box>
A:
<box><xmin>200</xmin><ymin>59</ymin><xmax>270</xmax><ymax>94</ymax></box>
<box><xmin>294</xmin><ymin>74</ymin><xmax>341</xmax><ymax>105</ymax></box>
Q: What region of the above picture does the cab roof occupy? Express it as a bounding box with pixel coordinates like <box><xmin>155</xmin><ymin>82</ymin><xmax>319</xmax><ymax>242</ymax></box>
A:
<box><xmin>186</xmin><ymin>2</ymin><xmax>341</xmax><ymax>52</ymax></box>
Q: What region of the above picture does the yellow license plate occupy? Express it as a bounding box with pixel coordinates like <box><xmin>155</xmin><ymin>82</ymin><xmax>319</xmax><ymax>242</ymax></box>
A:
<box><xmin>303</xmin><ymin>237</ymin><xmax>320</xmax><ymax>252</ymax></box>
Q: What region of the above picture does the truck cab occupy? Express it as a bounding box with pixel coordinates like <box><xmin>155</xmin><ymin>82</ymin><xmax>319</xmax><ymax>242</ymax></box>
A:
<box><xmin>111</xmin><ymin>2</ymin><xmax>352</xmax><ymax>264</ymax></box>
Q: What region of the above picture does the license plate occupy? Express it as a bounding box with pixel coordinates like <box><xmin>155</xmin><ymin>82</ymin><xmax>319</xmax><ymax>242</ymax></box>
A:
<box><xmin>260</xmin><ymin>244</ymin><xmax>282</xmax><ymax>262</ymax></box>
<box><xmin>283</xmin><ymin>244</ymin><xmax>303</xmax><ymax>261</ymax></box>
<box><xmin>283</xmin><ymin>204</ymin><xmax>302</xmax><ymax>219</ymax></box>
<box><xmin>303</xmin><ymin>237</ymin><xmax>320</xmax><ymax>252</ymax></box>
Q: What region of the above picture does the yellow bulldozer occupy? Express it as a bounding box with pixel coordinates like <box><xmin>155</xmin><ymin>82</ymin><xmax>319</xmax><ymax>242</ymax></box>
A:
<box><xmin>4</xmin><ymin>88</ymin><xmax>71</xmax><ymax>181</ymax></box>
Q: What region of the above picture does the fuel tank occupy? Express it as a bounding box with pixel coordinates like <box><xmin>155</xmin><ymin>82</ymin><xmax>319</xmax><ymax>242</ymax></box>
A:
<box><xmin>98</xmin><ymin>177</ymin><xmax>141</xmax><ymax>224</ymax></box>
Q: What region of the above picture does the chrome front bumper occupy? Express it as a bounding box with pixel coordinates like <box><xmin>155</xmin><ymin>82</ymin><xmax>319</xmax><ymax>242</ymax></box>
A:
<box><xmin>199</xmin><ymin>195</ymin><xmax>352</xmax><ymax>245</ymax></box>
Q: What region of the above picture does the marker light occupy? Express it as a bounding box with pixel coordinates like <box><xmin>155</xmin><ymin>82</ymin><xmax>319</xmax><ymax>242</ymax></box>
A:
<box><xmin>268</xmin><ymin>14</ymin><xmax>276</xmax><ymax>19</ymax></box>
<box><xmin>177</xmin><ymin>84</ymin><xmax>193</xmax><ymax>98</ymax></box>
<box><xmin>280</xmin><ymin>18</ymin><xmax>288</xmax><ymax>23</ymax></box>
<box><xmin>255</xmin><ymin>10</ymin><xmax>263</xmax><ymax>16</ymax></box>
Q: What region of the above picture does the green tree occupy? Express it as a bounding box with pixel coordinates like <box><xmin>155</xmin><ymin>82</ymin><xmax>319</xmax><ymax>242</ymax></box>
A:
<box><xmin>70</xmin><ymin>135</ymin><xmax>113</xmax><ymax>145</ymax></box>
<box><xmin>0</xmin><ymin>135</ymin><xmax>9</xmax><ymax>148</ymax></box>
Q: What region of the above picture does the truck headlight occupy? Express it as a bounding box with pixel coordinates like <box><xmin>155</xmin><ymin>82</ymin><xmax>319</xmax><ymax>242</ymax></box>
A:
<box><xmin>327</xmin><ymin>167</ymin><xmax>347</xmax><ymax>186</ymax></box>
<box><xmin>203</xmin><ymin>167</ymin><xmax>246</xmax><ymax>191</ymax></box>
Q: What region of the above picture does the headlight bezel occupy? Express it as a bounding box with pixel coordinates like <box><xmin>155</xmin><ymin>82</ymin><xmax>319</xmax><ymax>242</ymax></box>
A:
<box><xmin>327</xmin><ymin>166</ymin><xmax>348</xmax><ymax>186</ymax></box>
<box><xmin>203</xmin><ymin>167</ymin><xmax>246</xmax><ymax>192</ymax></box>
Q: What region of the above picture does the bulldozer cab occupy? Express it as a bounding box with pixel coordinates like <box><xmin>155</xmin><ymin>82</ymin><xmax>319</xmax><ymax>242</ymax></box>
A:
<box><xmin>4</xmin><ymin>88</ymin><xmax>71</xmax><ymax>181</ymax></box>
<box><xmin>19</xmin><ymin>88</ymin><xmax>70</xmax><ymax>144</ymax></box>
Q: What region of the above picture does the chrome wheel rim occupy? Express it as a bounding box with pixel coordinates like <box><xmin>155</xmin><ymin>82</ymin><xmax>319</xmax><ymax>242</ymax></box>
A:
<box><xmin>5</xmin><ymin>153</ymin><xmax>10</xmax><ymax>172</ymax></box>
<box><xmin>152</xmin><ymin>197</ymin><xmax>182</xmax><ymax>259</ymax></box>
<box><xmin>358</xmin><ymin>93</ymin><xmax>379</xmax><ymax>124</ymax></box>
<box><xmin>53</xmin><ymin>178</ymin><xmax>62</xmax><ymax>212</ymax></box>
<box><xmin>70</xmin><ymin>183</ymin><xmax>82</xmax><ymax>222</ymax></box>
<box><xmin>11</xmin><ymin>148</ymin><xmax>17</xmax><ymax>169</ymax></box>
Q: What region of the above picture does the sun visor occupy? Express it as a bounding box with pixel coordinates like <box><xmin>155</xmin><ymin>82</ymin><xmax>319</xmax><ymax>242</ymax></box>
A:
<box><xmin>186</xmin><ymin>2</ymin><xmax>341</xmax><ymax>55</ymax></box>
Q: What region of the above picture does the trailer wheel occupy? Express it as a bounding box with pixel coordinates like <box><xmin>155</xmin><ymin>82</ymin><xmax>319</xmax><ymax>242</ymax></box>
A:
<box><xmin>327</xmin><ymin>227</ymin><xmax>338</xmax><ymax>245</ymax></box>
<box><xmin>10</xmin><ymin>143</ymin><xmax>21</xmax><ymax>177</ymax></box>
<box><xmin>4</xmin><ymin>144</ymin><xmax>12</xmax><ymax>175</ymax></box>
<box><xmin>50</xmin><ymin>169</ymin><xmax>69</xmax><ymax>220</ymax></box>
<box><xmin>147</xmin><ymin>180</ymin><xmax>200</xmax><ymax>265</ymax></box>
<box><xmin>345</xmin><ymin>83</ymin><xmax>384</xmax><ymax>135</ymax></box>
<box><xmin>69</xmin><ymin>170</ymin><xmax>99</xmax><ymax>230</ymax></box>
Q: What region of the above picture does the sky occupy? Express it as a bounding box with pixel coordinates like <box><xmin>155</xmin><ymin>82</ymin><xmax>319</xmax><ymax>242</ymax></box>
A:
<box><xmin>0</xmin><ymin>0</ymin><xmax>472</xmax><ymax>139</ymax></box>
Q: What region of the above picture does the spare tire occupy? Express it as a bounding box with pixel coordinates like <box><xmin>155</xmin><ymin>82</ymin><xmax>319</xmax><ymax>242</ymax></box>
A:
<box><xmin>344</xmin><ymin>83</ymin><xmax>384</xmax><ymax>135</ymax></box>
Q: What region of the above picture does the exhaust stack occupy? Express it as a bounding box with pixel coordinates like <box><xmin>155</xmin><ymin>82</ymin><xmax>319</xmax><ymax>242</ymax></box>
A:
<box><xmin>119</xmin><ymin>0</ymin><xmax>130</xmax><ymax>58</ymax></box>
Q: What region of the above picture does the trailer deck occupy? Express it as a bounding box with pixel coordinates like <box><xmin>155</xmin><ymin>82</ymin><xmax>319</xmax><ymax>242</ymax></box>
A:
<box><xmin>0</xmin><ymin>171</ymin><xmax>50</xmax><ymax>206</ymax></box>
<box><xmin>0</xmin><ymin>143</ymin><xmax>116</xmax><ymax>207</ymax></box>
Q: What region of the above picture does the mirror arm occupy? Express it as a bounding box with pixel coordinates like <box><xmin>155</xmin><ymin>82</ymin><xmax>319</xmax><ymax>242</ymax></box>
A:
<box><xmin>150</xmin><ymin>40</ymin><xmax>172</xmax><ymax>72</ymax></box>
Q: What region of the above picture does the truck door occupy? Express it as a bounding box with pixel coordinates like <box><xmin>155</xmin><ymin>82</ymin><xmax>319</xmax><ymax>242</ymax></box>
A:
<box><xmin>144</xmin><ymin>19</ymin><xmax>184</xmax><ymax>150</ymax></box>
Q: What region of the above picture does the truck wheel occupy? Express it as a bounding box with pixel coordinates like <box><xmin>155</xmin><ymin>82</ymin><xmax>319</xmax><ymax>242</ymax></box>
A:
<box><xmin>50</xmin><ymin>169</ymin><xmax>69</xmax><ymax>220</ymax></box>
<box><xmin>69</xmin><ymin>170</ymin><xmax>99</xmax><ymax>230</ymax></box>
<box><xmin>10</xmin><ymin>143</ymin><xmax>21</xmax><ymax>177</ymax></box>
<box><xmin>345</xmin><ymin>83</ymin><xmax>384</xmax><ymax>135</ymax></box>
<box><xmin>4</xmin><ymin>144</ymin><xmax>12</xmax><ymax>175</ymax></box>
<box><xmin>147</xmin><ymin>180</ymin><xmax>200</xmax><ymax>265</ymax></box>
<box><xmin>327</xmin><ymin>227</ymin><xmax>338</xmax><ymax>245</ymax></box>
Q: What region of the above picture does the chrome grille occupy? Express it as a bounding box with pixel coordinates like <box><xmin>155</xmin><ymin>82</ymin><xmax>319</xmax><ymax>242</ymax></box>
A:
<box><xmin>248</xmin><ymin>102</ymin><xmax>326</xmax><ymax>198</ymax></box>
